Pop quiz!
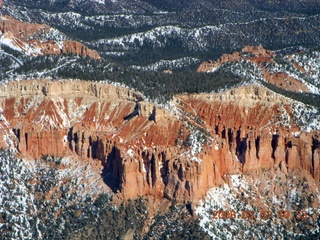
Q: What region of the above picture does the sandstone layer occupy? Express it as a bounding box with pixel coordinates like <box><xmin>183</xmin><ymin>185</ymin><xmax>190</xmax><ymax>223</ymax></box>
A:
<box><xmin>197</xmin><ymin>46</ymin><xmax>274</xmax><ymax>72</ymax></box>
<box><xmin>0</xmin><ymin>15</ymin><xmax>100</xmax><ymax>59</ymax></box>
<box><xmin>197</xmin><ymin>45</ymin><xmax>313</xmax><ymax>93</ymax></box>
<box><xmin>0</xmin><ymin>80</ymin><xmax>319</xmax><ymax>203</ymax></box>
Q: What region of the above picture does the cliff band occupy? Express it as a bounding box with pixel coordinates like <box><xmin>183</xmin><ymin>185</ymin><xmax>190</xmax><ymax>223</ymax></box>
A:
<box><xmin>0</xmin><ymin>80</ymin><xmax>319</xmax><ymax>202</ymax></box>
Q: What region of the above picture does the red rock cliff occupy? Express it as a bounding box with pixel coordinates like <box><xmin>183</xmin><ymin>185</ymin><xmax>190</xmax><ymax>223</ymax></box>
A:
<box><xmin>0</xmin><ymin>15</ymin><xmax>100</xmax><ymax>59</ymax></box>
<box><xmin>197</xmin><ymin>45</ymin><xmax>312</xmax><ymax>93</ymax></box>
<box><xmin>175</xmin><ymin>88</ymin><xmax>320</xmax><ymax>181</ymax></box>
<box><xmin>0</xmin><ymin>80</ymin><xmax>318</xmax><ymax>202</ymax></box>
<box><xmin>62</xmin><ymin>40</ymin><xmax>101</xmax><ymax>60</ymax></box>
<box><xmin>0</xmin><ymin>15</ymin><xmax>50</xmax><ymax>40</ymax></box>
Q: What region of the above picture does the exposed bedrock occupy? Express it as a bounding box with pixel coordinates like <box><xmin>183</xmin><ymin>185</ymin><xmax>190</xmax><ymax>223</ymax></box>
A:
<box><xmin>0</xmin><ymin>80</ymin><xmax>319</xmax><ymax>202</ymax></box>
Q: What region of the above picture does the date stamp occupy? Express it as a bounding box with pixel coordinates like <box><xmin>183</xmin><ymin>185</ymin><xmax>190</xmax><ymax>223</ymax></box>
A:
<box><xmin>212</xmin><ymin>209</ymin><xmax>313</xmax><ymax>220</ymax></box>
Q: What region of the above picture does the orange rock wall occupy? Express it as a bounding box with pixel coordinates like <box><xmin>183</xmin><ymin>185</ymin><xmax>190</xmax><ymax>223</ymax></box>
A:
<box><xmin>0</xmin><ymin>15</ymin><xmax>100</xmax><ymax>59</ymax></box>
<box><xmin>197</xmin><ymin>45</ymin><xmax>310</xmax><ymax>93</ymax></box>
<box><xmin>0</xmin><ymin>15</ymin><xmax>50</xmax><ymax>40</ymax></box>
<box><xmin>176</xmin><ymin>87</ymin><xmax>320</xmax><ymax>181</ymax></box>
<box><xmin>62</xmin><ymin>40</ymin><xmax>101</xmax><ymax>60</ymax></box>
<box><xmin>197</xmin><ymin>45</ymin><xmax>273</xmax><ymax>72</ymax></box>
<box><xmin>0</xmin><ymin>80</ymin><xmax>318</xmax><ymax>203</ymax></box>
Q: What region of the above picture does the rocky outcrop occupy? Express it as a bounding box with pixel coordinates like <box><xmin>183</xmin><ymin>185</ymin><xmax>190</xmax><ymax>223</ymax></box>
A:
<box><xmin>0</xmin><ymin>15</ymin><xmax>50</xmax><ymax>40</ymax></box>
<box><xmin>176</xmin><ymin>86</ymin><xmax>320</xmax><ymax>181</ymax></box>
<box><xmin>62</xmin><ymin>40</ymin><xmax>101</xmax><ymax>60</ymax></box>
<box><xmin>0</xmin><ymin>80</ymin><xmax>319</xmax><ymax>203</ymax></box>
<box><xmin>197</xmin><ymin>45</ymin><xmax>312</xmax><ymax>93</ymax></box>
<box><xmin>263</xmin><ymin>72</ymin><xmax>310</xmax><ymax>92</ymax></box>
<box><xmin>197</xmin><ymin>45</ymin><xmax>274</xmax><ymax>72</ymax></box>
<box><xmin>0</xmin><ymin>15</ymin><xmax>100</xmax><ymax>59</ymax></box>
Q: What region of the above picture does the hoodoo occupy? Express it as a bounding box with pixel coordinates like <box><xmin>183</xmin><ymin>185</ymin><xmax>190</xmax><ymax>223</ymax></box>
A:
<box><xmin>0</xmin><ymin>80</ymin><xmax>319</xmax><ymax>202</ymax></box>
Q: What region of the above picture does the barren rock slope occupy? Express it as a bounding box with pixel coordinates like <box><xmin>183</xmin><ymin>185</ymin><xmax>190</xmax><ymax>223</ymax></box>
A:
<box><xmin>0</xmin><ymin>79</ymin><xmax>319</xmax><ymax>203</ymax></box>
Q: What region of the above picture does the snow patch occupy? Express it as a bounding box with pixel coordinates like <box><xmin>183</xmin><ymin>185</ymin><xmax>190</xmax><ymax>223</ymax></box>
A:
<box><xmin>126</xmin><ymin>149</ymin><xmax>134</xmax><ymax>157</ymax></box>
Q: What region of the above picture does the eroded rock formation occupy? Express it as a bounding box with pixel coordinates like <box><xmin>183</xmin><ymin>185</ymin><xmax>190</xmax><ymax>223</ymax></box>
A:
<box><xmin>197</xmin><ymin>45</ymin><xmax>314</xmax><ymax>93</ymax></box>
<box><xmin>197</xmin><ymin>46</ymin><xmax>274</xmax><ymax>72</ymax></box>
<box><xmin>175</xmin><ymin>87</ymin><xmax>320</xmax><ymax>181</ymax></box>
<box><xmin>0</xmin><ymin>15</ymin><xmax>100</xmax><ymax>59</ymax></box>
<box><xmin>0</xmin><ymin>15</ymin><xmax>50</xmax><ymax>40</ymax></box>
<box><xmin>0</xmin><ymin>80</ymin><xmax>319</xmax><ymax>203</ymax></box>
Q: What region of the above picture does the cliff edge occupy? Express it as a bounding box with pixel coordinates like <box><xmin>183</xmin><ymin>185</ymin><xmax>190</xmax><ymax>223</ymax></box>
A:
<box><xmin>0</xmin><ymin>79</ymin><xmax>319</xmax><ymax>203</ymax></box>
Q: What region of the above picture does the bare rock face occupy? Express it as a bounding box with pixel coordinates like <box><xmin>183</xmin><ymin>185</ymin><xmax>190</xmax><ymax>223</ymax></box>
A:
<box><xmin>0</xmin><ymin>80</ymin><xmax>319</xmax><ymax>203</ymax></box>
<box><xmin>62</xmin><ymin>40</ymin><xmax>101</xmax><ymax>60</ymax></box>
<box><xmin>0</xmin><ymin>15</ymin><xmax>50</xmax><ymax>40</ymax></box>
<box><xmin>197</xmin><ymin>45</ymin><xmax>313</xmax><ymax>93</ymax></box>
<box><xmin>176</xmin><ymin>86</ymin><xmax>320</xmax><ymax>181</ymax></box>
<box><xmin>197</xmin><ymin>45</ymin><xmax>274</xmax><ymax>72</ymax></box>
<box><xmin>0</xmin><ymin>15</ymin><xmax>100</xmax><ymax>59</ymax></box>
